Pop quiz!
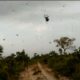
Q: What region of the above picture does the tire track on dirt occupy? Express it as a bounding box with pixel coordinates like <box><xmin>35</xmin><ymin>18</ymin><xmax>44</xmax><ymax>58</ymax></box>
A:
<box><xmin>37</xmin><ymin>62</ymin><xmax>57</xmax><ymax>80</ymax></box>
<box><xmin>19</xmin><ymin>63</ymin><xmax>57</xmax><ymax>80</ymax></box>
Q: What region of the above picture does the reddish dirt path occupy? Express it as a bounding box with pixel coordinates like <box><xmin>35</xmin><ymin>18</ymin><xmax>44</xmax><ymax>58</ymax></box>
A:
<box><xmin>19</xmin><ymin>63</ymin><xmax>70</xmax><ymax>80</ymax></box>
<box><xmin>37</xmin><ymin>62</ymin><xmax>57</xmax><ymax>80</ymax></box>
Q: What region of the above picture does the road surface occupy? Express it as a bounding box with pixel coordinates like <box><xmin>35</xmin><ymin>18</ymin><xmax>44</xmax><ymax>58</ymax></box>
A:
<box><xmin>19</xmin><ymin>63</ymin><xmax>70</xmax><ymax>80</ymax></box>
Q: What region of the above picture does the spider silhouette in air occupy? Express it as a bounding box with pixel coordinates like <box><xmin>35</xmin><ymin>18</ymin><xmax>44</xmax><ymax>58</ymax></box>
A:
<box><xmin>44</xmin><ymin>14</ymin><xmax>49</xmax><ymax>22</ymax></box>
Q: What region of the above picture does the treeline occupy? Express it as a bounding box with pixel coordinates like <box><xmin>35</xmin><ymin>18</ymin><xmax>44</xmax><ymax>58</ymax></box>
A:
<box><xmin>0</xmin><ymin>49</ymin><xmax>30</xmax><ymax>80</ymax></box>
<box><xmin>39</xmin><ymin>49</ymin><xmax>80</xmax><ymax>80</ymax></box>
<box><xmin>1</xmin><ymin>47</ymin><xmax>80</xmax><ymax>80</ymax></box>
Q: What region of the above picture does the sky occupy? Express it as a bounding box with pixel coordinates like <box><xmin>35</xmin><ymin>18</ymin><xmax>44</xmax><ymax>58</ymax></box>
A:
<box><xmin>0</xmin><ymin>1</ymin><xmax>80</xmax><ymax>56</ymax></box>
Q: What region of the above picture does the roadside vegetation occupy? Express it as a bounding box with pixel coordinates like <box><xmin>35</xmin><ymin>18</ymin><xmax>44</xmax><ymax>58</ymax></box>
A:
<box><xmin>0</xmin><ymin>49</ymin><xmax>30</xmax><ymax>80</ymax></box>
<box><xmin>0</xmin><ymin>36</ymin><xmax>80</xmax><ymax>80</ymax></box>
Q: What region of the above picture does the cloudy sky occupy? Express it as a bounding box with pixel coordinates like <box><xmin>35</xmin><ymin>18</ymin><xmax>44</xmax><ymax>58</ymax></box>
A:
<box><xmin>0</xmin><ymin>1</ymin><xmax>80</xmax><ymax>56</ymax></box>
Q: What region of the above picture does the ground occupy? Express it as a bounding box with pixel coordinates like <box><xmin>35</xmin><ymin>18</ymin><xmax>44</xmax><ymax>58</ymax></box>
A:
<box><xmin>19</xmin><ymin>62</ymin><xmax>70</xmax><ymax>80</ymax></box>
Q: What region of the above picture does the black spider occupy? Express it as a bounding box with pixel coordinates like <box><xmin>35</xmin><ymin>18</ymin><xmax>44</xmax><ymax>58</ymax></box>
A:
<box><xmin>44</xmin><ymin>15</ymin><xmax>49</xmax><ymax>22</ymax></box>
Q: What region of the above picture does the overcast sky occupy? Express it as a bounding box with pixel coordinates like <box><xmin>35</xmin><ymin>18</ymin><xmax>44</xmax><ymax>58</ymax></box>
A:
<box><xmin>0</xmin><ymin>1</ymin><xmax>80</xmax><ymax>56</ymax></box>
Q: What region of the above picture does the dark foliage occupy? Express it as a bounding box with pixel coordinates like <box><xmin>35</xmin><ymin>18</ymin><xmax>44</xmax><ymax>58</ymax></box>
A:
<box><xmin>0</xmin><ymin>49</ymin><xmax>30</xmax><ymax>80</ymax></box>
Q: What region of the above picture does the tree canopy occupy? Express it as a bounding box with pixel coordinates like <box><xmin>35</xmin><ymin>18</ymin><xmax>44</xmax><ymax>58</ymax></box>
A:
<box><xmin>54</xmin><ymin>37</ymin><xmax>75</xmax><ymax>54</ymax></box>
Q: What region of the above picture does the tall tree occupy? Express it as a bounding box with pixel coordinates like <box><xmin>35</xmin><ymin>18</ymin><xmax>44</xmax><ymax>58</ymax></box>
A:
<box><xmin>54</xmin><ymin>37</ymin><xmax>75</xmax><ymax>54</ymax></box>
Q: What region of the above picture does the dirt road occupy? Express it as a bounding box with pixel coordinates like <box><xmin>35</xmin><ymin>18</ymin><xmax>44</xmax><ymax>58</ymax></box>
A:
<box><xmin>37</xmin><ymin>63</ymin><xmax>57</xmax><ymax>80</ymax></box>
<box><xmin>19</xmin><ymin>63</ymin><xmax>70</xmax><ymax>80</ymax></box>
<box><xmin>19</xmin><ymin>62</ymin><xmax>57</xmax><ymax>80</ymax></box>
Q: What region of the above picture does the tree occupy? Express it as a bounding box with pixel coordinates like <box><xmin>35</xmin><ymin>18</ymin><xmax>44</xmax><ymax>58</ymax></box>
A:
<box><xmin>49</xmin><ymin>51</ymin><xmax>58</xmax><ymax>56</ymax></box>
<box><xmin>16</xmin><ymin>50</ymin><xmax>30</xmax><ymax>67</ymax></box>
<box><xmin>0</xmin><ymin>45</ymin><xmax>3</xmax><ymax>58</ymax></box>
<box><xmin>54</xmin><ymin>37</ymin><xmax>75</xmax><ymax>54</ymax></box>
